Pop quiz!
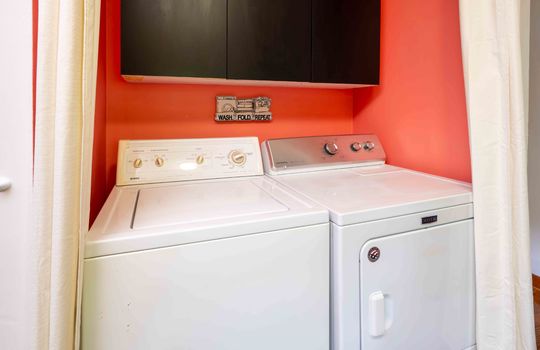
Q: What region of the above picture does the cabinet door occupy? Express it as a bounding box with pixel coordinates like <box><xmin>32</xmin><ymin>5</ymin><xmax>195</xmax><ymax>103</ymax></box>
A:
<box><xmin>227</xmin><ymin>0</ymin><xmax>311</xmax><ymax>82</ymax></box>
<box><xmin>121</xmin><ymin>0</ymin><xmax>227</xmax><ymax>78</ymax></box>
<box><xmin>312</xmin><ymin>0</ymin><xmax>380</xmax><ymax>84</ymax></box>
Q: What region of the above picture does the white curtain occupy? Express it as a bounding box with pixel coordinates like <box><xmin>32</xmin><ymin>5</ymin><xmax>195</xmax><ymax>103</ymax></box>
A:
<box><xmin>459</xmin><ymin>0</ymin><xmax>535</xmax><ymax>349</ymax></box>
<box><xmin>29</xmin><ymin>0</ymin><xmax>100</xmax><ymax>349</ymax></box>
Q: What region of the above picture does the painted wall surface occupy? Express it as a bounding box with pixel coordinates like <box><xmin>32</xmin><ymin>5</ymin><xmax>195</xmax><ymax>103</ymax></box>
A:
<box><xmin>353</xmin><ymin>0</ymin><xmax>471</xmax><ymax>182</ymax></box>
<box><xmin>89</xmin><ymin>0</ymin><xmax>354</xmax><ymax>222</ymax></box>
<box><xmin>529</xmin><ymin>0</ymin><xmax>540</xmax><ymax>275</ymax></box>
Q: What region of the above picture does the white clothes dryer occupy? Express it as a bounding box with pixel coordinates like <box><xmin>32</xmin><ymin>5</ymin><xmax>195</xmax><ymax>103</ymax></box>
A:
<box><xmin>262</xmin><ymin>134</ymin><xmax>476</xmax><ymax>350</ymax></box>
<box><xmin>82</xmin><ymin>137</ymin><xmax>330</xmax><ymax>350</ymax></box>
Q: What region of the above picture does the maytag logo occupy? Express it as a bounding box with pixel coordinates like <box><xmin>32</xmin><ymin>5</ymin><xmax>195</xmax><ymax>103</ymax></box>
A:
<box><xmin>422</xmin><ymin>215</ymin><xmax>438</xmax><ymax>224</ymax></box>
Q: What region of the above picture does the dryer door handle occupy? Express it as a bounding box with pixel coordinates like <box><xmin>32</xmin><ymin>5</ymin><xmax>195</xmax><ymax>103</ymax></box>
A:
<box><xmin>369</xmin><ymin>291</ymin><xmax>386</xmax><ymax>337</ymax></box>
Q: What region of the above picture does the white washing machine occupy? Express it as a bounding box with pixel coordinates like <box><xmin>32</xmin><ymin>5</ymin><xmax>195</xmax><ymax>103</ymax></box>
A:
<box><xmin>82</xmin><ymin>137</ymin><xmax>330</xmax><ymax>350</ymax></box>
<box><xmin>261</xmin><ymin>135</ymin><xmax>476</xmax><ymax>350</ymax></box>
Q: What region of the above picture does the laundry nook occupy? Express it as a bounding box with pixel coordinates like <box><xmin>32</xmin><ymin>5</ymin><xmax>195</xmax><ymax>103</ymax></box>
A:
<box><xmin>1</xmin><ymin>1</ymin><xmax>539</xmax><ymax>349</ymax></box>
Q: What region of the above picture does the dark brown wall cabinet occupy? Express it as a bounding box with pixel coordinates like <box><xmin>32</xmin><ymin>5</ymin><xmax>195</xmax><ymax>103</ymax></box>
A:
<box><xmin>121</xmin><ymin>0</ymin><xmax>228</xmax><ymax>78</ymax></box>
<box><xmin>121</xmin><ymin>0</ymin><xmax>380</xmax><ymax>85</ymax></box>
<box><xmin>227</xmin><ymin>0</ymin><xmax>312</xmax><ymax>82</ymax></box>
<box><xmin>312</xmin><ymin>0</ymin><xmax>380</xmax><ymax>85</ymax></box>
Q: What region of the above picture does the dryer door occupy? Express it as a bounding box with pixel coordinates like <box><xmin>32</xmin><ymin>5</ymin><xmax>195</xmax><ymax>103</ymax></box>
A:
<box><xmin>359</xmin><ymin>220</ymin><xmax>476</xmax><ymax>350</ymax></box>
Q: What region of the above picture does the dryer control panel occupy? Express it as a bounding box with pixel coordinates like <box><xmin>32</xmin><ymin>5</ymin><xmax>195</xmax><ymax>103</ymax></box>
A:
<box><xmin>262</xmin><ymin>134</ymin><xmax>386</xmax><ymax>175</ymax></box>
<box><xmin>116</xmin><ymin>137</ymin><xmax>263</xmax><ymax>186</ymax></box>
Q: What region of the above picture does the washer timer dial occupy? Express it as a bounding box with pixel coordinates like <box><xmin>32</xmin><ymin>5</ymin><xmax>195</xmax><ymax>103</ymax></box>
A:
<box><xmin>229</xmin><ymin>150</ymin><xmax>247</xmax><ymax>166</ymax></box>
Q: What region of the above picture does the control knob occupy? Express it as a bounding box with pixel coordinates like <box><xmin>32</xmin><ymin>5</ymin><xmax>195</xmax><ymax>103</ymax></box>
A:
<box><xmin>351</xmin><ymin>142</ymin><xmax>362</xmax><ymax>152</ymax></box>
<box><xmin>229</xmin><ymin>150</ymin><xmax>247</xmax><ymax>166</ymax></box>
<box><xmin>155</xmin><ymin>157</ymin><xmax>165</xmax><ymax>167</ymax></box>
<box><xmin>363</xmin><ymin>141</ymin><xmax>375</xmax><ymax>151</ymax></box>
<box><xmin>133</xmin><ymin>158</ymin><xmax>143</xmax><ymax>168</ymax></box>
<box><xmin>324</xmin><ymin>143</ymin><xmax>339</xmax><ymax>155</ymax></box>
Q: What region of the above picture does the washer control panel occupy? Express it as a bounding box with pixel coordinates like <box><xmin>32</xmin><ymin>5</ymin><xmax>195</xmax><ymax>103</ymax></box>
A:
<box><xmin>262</xmin><ymin>134</ymin><xmax>386</xmax><ymax>175</ymax></box>
<box><xmin>116</xmin><ymin>137</ymin><xmax>263</xmax><ymax>186</ymax></box>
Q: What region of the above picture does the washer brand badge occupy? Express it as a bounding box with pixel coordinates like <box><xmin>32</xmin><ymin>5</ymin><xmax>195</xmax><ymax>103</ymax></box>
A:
<box><xmin>421</xmin><ymin>215</ymin><xmax>438</xmax><ymax>224</ymax></box>
<box><xmin>368</xmin><ymin>247</ymin><xmax>380</xmax><ymax>262</ymax></box>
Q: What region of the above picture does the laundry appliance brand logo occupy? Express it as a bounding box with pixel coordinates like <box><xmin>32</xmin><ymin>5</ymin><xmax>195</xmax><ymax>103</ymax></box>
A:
<box><xmin>421</xmin><ymin>215</ymin><xmax>438</xmax><ymax>224</ymax></box>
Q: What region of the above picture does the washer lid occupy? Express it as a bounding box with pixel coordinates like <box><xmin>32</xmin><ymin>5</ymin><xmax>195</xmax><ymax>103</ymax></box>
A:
<box><xmin>273</xmin><ymin>165</ymin><xmax>472</xmax><ymax>226</ymax></box>
<box><xmin>86</xmin><ymin>177</ymin><xmax>328</xmax><ymax>258</ymax></box>
<box><xmin>133</xmin><ymin>181</ymin><xmax>287</xmax><ymax>229</ymax></box>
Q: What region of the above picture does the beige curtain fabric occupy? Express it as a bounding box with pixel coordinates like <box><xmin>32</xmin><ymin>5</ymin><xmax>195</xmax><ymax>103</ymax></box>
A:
<box><xmin>459</xmin><ymin>0</ymin><xmax>535</xmax><ymax>349</ymax></box>
<box><xmin>30</xmin><ymin>0</ymin><xmax>100</xmax><ymax>349</ymax></box>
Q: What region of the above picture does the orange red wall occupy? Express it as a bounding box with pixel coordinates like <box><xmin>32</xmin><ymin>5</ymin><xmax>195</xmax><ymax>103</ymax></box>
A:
<box><xmin>90</xmin><ymin>0</ymin><xmax>471</xmax><ymax>223</ymax></box>
<box><xmin>353</xmin><ymin>0</ymin><xmax>471</xmax><ymax>182</ymax></box>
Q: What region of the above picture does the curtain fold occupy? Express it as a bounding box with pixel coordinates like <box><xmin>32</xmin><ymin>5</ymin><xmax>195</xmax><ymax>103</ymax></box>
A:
<box><xmin>30</xmin><ymin>0</ymin><xmax>100</xmax><ymax>349</ymax></box>
<box><xmin>459</xmin><ymin>0</ymin><xmax>535</xmax><ymax>349</ymax></box>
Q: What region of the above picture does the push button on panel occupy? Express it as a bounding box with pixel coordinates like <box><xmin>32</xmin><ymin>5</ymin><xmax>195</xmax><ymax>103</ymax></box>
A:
<box><xmin>196</xmin><ymin>155</ymin><xmax>205</xmax><ymax>165</ymax></box>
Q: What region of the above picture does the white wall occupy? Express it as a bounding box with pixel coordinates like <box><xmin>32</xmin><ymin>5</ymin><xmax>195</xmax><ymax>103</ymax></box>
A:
<box><xmin>0</xmin><ymin>1</ymin><xmax>33</xmax><ymax>349</ymax></box>
<box><xmin>529</xmin><ymin>0</ymin><xmax>540</xmax><ymax>275</ymax></box>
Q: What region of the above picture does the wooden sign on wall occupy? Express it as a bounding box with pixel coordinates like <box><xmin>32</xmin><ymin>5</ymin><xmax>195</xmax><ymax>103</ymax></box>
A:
<box><xmin>215</xmin><ymin>96</ymin><xmax>272</xmax><ymax>122</ymax></box>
